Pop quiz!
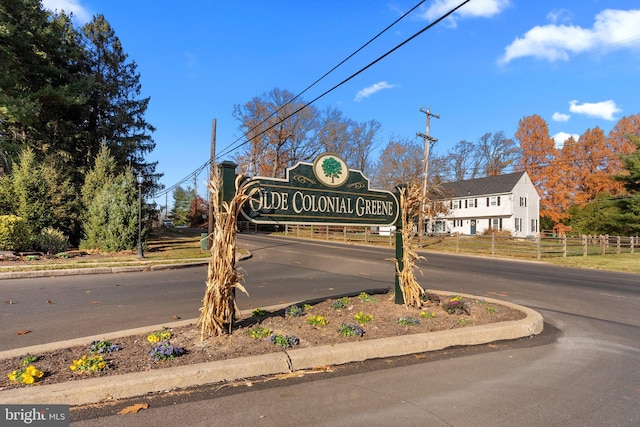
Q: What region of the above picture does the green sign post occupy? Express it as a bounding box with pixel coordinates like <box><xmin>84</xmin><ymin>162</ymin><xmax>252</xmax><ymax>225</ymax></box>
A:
<box><xmin>240</xmin><ymin>153</ymin><xmax>399</xmax><ymax>227</ymax></box>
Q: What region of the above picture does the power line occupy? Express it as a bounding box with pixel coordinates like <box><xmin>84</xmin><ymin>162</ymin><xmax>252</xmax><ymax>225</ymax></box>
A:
<box><xmin>153</xmin><ymin>0</ymin><xmax>472</xmax><ymax>199</ymax></box>
<box><xmin>217</xmin><ymin>0</ymin><xmax>471</xmax><ymax>161</ymax></box>
<box><xmin>153</xmin><ymin>0</ymin><xmax>430</xmax><ymax>199</ymax></box>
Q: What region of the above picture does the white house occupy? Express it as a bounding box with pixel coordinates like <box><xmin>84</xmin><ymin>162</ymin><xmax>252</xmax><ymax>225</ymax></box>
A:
<box><xmin>428</xmin><ymin>171</ymin><xmax>540</xmax><ymax>238</ymax></box>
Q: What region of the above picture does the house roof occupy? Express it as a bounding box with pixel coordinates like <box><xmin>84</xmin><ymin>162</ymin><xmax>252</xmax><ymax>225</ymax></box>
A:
<box><xmin>439</xmin><ymin>171</ymin><xmax>527</xmax><ymax>198</ymax></box>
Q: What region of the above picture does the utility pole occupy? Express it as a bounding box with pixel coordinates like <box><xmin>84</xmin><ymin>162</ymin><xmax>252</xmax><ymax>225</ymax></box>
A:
<box><xmin>416</xmin><ymin>106</ymin><xmax>439</xmax><ymax>246</ymax></box>
<box><xmin>207</xmin><ymin>118</ymin><xmax>217</xmax><ymax>250</ymax></box>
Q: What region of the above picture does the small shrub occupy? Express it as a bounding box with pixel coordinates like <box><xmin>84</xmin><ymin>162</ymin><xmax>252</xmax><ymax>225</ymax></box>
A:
<box><xmin>331</xmin><ymin>297</ymin><xmax>351</xmax><ymax>310</ymax></box>
<box><xmin>147</xmin><ymin>330</ymin><xmax>172</xmax><ymax>343</ymax></box>
<box><xmin>19</xmin><ymin>355</ymin><xmax>41</xmax><ymax>366</ymax></box>
<box><xmin>0</xmin><ymin>215</ymin><xmax>32</xmax><ymax>251</ymax></box>
<box><xmin>457</xmin><ymin>318</ymin><xmax>473</xmax><ymax>327</ymax></box>
<box><xmin>420</xmin><ymin>311</ymin><xmax>436</xmax><ymax>319</ymax></box>
<box><xmin>354</xmin><ymin>311</ymin><xmax>373</xmax><ymax>324</ymax></box>
<box><xmin>35</xmin><ymin>227</ymin><xmax>68</xmax><ymax>254</ymax></box>
<box><xmin>149</xmin><ymin>341</ymin><xmax>185</xmax><ymax>362</ymax></box>
<box><xmin>358</xmin><ymin>292</ymin><xmax>377</xmax><ymax>303</ymax></box>
<box><xmin>443</xmin><ymin>295</ymin><xmax>471</xmax><ymax>315</ymax></box>
<box><xmin>303</xmin><ymin>303</ymin><xmax>313</xmax><ymax>311</ymax></box>
<box><xmin>338</xmin><ymin>323</ymin><xmax>365</xmax><ymax>337</ymax></box>
<box><xmin>397</xmin><ymin>317</ymin><xmax>420</xmax><ymax>326</ymax></box>
<box><xmin>422</xmin><ymin>292</ymin><xmax>441</xmax><ymax>304</ymax></box>
<box><xmin>485</xmin><ymin>306</ymin><xmax>498</xmax><ymax>314</ymax></box>
<box><xmin>7</xmin><ymin>365</ymin><xmax>44</xmax><ymax>385</ymax></box>
<box><xmin>307</xmin><ymin>315</ymin><xmax>328</xmax><ymax>327</ymax></box>
<box><xmin>251</xmin><ymin>308</ymin><xmax>268</xmax><ymax>317</ymax></box>
<box><xmin>285</xmin><ymin>305</ymin><xmax>304</xmax><ymax>317</ymax></box>
<box><xmin>269</xmin><ymin>334</ymin><xmax>299</xmax><ymax>348</ymax></box>
<box><xmin>70</xmin><ymin>355</ymin><xmax>108</xmax><ymax>372</ymax></box>
<box><xmin>247</xmin><ymin>326</ymin><xmax>272</xmax><ymax>339</ymax></box>
<box><xmin>89</xmin><ymin>340</ymin><xmax>121</xmax><ymax>354</ymax></box>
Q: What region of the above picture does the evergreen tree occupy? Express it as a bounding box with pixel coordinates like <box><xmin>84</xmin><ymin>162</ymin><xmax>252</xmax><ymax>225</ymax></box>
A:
<box><xmin>81</xmin><ymin>168</ymin><xmax>140</xmax><ymax>251</ymax></box>
<box><xmin>613</xmin><ymin>135</ymin><xmax>640</xmax><ymax>234</ymax></box>
<box><xmin>81</xmin><ymin>143</ymin><xmax>118</xmax><ymax>210</ymax></box>
<box><xmin>41</xmin><ymin>159</ymin><xmax>81</xmax><ymax>244</ymax></box>
<box><xmin>81</xmin><ymin>15</ymin><xmax>158</xmax><ymax>183</ymax></box>
<box><xmin>0</xmin><ymin>1</ymin><xmax>89</xmax><ymax>171</ymax></box>
<box><xmin>170</xmin><ymin>186</ymin><xmax>192</xmax><ymax>226</ymax></box>
<box><xmin>12</xmin><ymin>149</ymin><xmax>54</xmax><ymax>235</ymax></box>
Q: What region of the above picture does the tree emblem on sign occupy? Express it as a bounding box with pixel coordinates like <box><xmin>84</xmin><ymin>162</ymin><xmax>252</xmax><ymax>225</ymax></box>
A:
<box><xmin>321</xmin><ymin>157</ymin><xmax>342</xmax><ymax>184</ymax></box>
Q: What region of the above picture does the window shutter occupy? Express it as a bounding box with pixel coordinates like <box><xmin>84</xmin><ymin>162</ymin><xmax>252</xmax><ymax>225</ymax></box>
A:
<box><xmin>497</xmin><ymin>196</ymin><xmax>501</xmax><ymax>206</ymax></box>
<box><xmin>486</xmin><ymin>198</ymin><xmax>489</xmax><ymax>207</ymax></box>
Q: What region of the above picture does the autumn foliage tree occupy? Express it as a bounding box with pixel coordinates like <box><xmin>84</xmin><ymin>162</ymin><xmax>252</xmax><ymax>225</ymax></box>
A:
<box><xmin>515</xmin><ymin>115</ymin><xmax>559</xmax><ymax>220</ymax></box>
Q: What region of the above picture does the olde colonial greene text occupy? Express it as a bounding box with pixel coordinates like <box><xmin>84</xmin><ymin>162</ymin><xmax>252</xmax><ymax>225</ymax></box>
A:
<box><xmin>249</xmin><ymin>189</ymin><xmax>395</xmax><ymax>217</ymax></box>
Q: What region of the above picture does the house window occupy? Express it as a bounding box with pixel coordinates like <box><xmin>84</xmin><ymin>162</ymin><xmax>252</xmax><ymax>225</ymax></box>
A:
<box><xmin>489</xmin><ymin>196</ymin><xmax>501</xmax><ymax>206</ymax></box>
<box><xmin>468</xmin><ymin>199</ymin><xmax>477</xmax><ymax>208</ymax></box>
<box><xmin>491</xmin><ymin>218</ymin><xmax>502</xmax><ymax>230</ymax></box>
<box><xmin>520</xmin><ymin>197</ymin><xmax>527</xmax><ymax>207</ymax></box>
<box><xmin>453</xmin><ymin>219</ymin><xmax>463</xmax><ymax>227</ymax></box>
<box><xmin>531</xmin><ymin>219</ymin><xmax>538</xmax><ymax>233</ymax></box>
<box><xmin>453</xmin><ymin>200</ymin><xmax>461</xmax><ymax>209</ymax></box>
<box><xmin>515</xmin><ymin>217</ymin><xmax>522</xmax><ymax>232</ymax></box>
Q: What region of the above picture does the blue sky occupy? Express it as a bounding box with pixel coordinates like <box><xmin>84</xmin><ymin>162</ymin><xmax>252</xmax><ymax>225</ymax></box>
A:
<box><xmin>42</xmin><ymin>0</ymin><xmax>640</xmax><ymax>205</ymax></box>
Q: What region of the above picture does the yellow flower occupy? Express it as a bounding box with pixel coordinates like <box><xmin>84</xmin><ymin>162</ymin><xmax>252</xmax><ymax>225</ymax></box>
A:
<box><xmin>8</xmin><ymin>371</ymin><xmax>17</xmax><ymax>381</ymax></box>
<box><xmin>70</xmin><ymin>365</ymin><xmax>77</xmax><ymax>371</ymax></box>
<box><xmin>22</xmin><ymin>374</ymin><xmax>34</xmax><ymax>384</ymax></box>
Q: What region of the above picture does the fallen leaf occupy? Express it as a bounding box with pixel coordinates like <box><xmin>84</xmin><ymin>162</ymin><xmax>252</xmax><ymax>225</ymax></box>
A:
<box><xmin>85</xmin><ymin>290</ymin><xmax>91</xmax><ymax>293</ymax></box>
<box><xmin>276</xmin><ymin>372</ymin><xmax>306</xmax><ymax>380</ymax></box>
<box><xmin>16</xmin><ymin>330</ymin><xmax>31</xmax><ymax>335</ymax></box>
<box><xmin>46</xmin><ymin>300</ymin><xmax>53</xmax><ymax>304</ymax></box>
<box><xmin>4</xmin><ymin>300</ymin><xmax>13</xmax><ymax>304</ymax></box>
<box><xmin>90</xmin><ymin>301</ymin><xmax>99</xmax><ymax>305</ymax></box>
<box><xmin>414</xmin><ymin>354</ymin><xmax>426</xmax><ymax>359</ymax></box>
<box><xmin>118</xmin><ymin>403</ymin><xmax>149</xmax><ymax>415</ymax></box>
<box><xmin>172</xmin><ymin>315</ymin><xmax>181</xmax><ymax>320</ymax></box>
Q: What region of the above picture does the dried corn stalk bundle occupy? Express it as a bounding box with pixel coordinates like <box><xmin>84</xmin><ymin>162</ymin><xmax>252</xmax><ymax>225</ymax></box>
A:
<box><xmin>198</xmin><ymin>173</ymin><xmax>257</xmax><ymax>340</ymax></box>
<box><xmin>391</xmin><ymin>183</ymin><xmax>426</xmax><ymax>308</ymax></box>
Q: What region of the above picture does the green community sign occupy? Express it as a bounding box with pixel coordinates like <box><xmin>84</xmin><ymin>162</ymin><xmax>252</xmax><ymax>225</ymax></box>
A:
<box><xmin>241</xmin><ymin>153</ymin><xmax>399</xmax><ymax>226</ymax></box>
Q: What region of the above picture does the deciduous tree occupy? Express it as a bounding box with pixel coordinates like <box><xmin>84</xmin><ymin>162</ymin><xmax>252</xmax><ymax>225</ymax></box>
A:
<box><xmin>371</xmin><ymin>137</ymin><xmax>423</xmax><ymax>191</ymax></box>
<box><xmin>477</xmin><ymin>131</ymin><xmax>520</xmax><ymax>176</ymax></box>
<box><xmin>515</xmin><ymin>114</ymin><xmax>558</xmax><ymax>221</ymax></box>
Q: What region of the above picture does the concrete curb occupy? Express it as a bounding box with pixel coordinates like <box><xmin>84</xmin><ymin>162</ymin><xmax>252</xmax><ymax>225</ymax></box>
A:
<box><xmin>0</xmin><ymin>261</ymin><xmax>210</xmax><ymax>280</ymax></box>
<box><xmin>0</xmin><ymin>293</ymin><xmax>543</xmax><ymax>405</ymax></box>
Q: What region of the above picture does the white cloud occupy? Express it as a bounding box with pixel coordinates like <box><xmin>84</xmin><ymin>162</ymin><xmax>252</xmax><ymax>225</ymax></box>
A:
<box><xmin>551</xmin><ymin>132</ymin><xmax>579</xmax><ymax>148</ymax></box>
<box><xmin>546</xmin><ymin>9</ymin><xmax>573</xmax><ymax>25</ymax></box>
<box><xmin>569</xmin><ymin>100</ymin><xmax>621</xmax><ymax>121</ymax></box>
<box><xmin>42</xmin><ymin>0</ymin><xmax>91</xmax><ymax>24</ymax></box>
<box><xmin>500</xmin><ymin>9</ymin><xmax>640</xmax><ymax>64</ymax></box>
<box><xmin>421</xmin><ymin>0</ymin><xmax>510</xmax><ymax>27</ymax></box>
<box><xmin>552</xmin><ymin>112</ymin><xmax>571</xmax><ymax>122</ymax></box>
<box><xmin>354</xmin><ymin>81</ymin><xmax>396</xmax><ymax>102</ymax></box>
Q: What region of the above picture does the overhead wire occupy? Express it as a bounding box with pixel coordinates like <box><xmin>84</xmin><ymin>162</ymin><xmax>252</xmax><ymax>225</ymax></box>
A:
<box><xmin>217</xmin><ymin>0</ymin><xmax>472</xmax><ymax>160</ymax></box>
<box><xmin>153</xmin><ymin>0</ymin><xmax>471</xmax><ymax>199</ymax></box>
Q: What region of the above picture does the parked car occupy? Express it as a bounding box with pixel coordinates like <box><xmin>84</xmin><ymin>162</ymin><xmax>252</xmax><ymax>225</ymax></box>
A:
<box><xmin>161</xmin><ymin>219</ymin><xmax>174</xmax><ymax>228</ymax></box>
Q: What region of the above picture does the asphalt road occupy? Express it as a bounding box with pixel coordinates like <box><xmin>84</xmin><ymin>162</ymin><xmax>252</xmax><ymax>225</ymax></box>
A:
<box><xmin>1</xmin><ymin>234</ymin><xmax>639</xmax><ymax>426</ymax></box>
